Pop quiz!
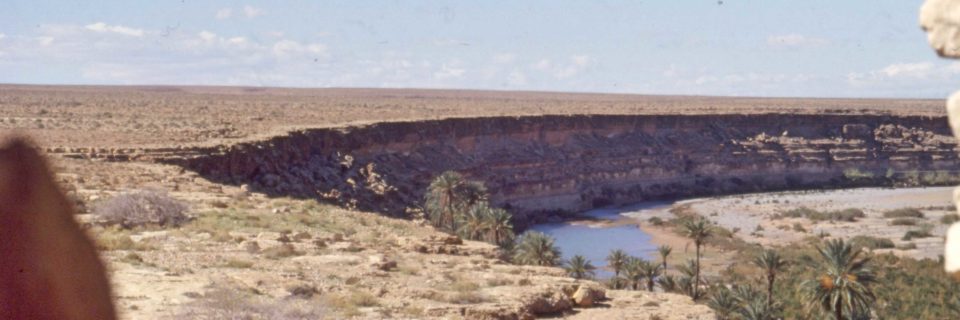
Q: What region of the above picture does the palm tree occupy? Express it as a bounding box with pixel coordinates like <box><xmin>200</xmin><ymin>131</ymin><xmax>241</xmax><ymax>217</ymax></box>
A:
<box><xmin>622</xmin><ymin>257</ymin><xmax>645</xmax><ymax>290</ymax></box>
<box><xmin>656</xmin><ymin>274</ymin><xmax>678</xmax><ymax>293</ymax></box>
<box><xmin>606</xmin><ymin>249</ymin><xmax>629</xmax><ymax>286</ymax></box>
<box><xmin>804</xmin><ymin>239</ymin><xmax>876</xmax><ymax>320</ymax></box>
<box><xmin>753</xmin><ymin>248</ymin><xmax>787</xmax><ymax>310</ymax></box>
<box><xmin>565</xmin><ymin>255</ymin><xmax>596</xmax><ymax>280</ymax></box>
<box><xmin>681</xmin><ymin>218</ymin><xmax>713</xmax><ymax>299</ymax></box>
<box><xmin>512</xmin><ymin>231</ymin><xmax>562</xmax><ymax>266</ymax></box>
<box><xmin>638</xmin><ymin>260</ymin><xmax>662</xmax><ymax>291</ymax></box>
<box><xmin>424</xmin><ymin>172</ymin><xmax>489</xmax><ymax>233</ymax></box>
<box><xmin>738</xmin><ymin>297</ymin><xmax>778</xmax><ymax>320</ymax></box>
<box><xmin>424</xmin><ymin>171</ymin><xmax>467</xmax><ymax>231</ymax></box>
<box><xmin>658</xmin><ymin>245</ymin><xmax>673</xmax><ymax>271</ymax></box>
<box><xmin>461</xmin><ymin>180</ymin><xmax>488</xmax><ymax>207</ymax></box>
<box><xmin>676</xmin><ymin>259</ymin><xmax>700</xmax><ymax>298</ymax></box>
<box><xmin>707</xmin><ymin>287</ymin><xmax>738</xmax><ymax>320</ymax></box>
<box><xmin>457</xmin><ymin>202</ymin><xmax>491</xmax><ymax>240</ymax></box>
<box><xmin>732</xmin><ymin>284</ymin><xmax>762</xmax><ymax>307</ymax></box>
<box><xmin>485</xmin><ymin>207</ymin><xmax>515</xmax><ymax>247</ymax></box>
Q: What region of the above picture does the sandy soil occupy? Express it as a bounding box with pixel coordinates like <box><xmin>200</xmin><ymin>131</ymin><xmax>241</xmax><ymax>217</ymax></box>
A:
<box><xmin>682</xmin><ymin>187</ymin><xmax>956</xmax><ymax>259</ymax></box>
<box><xmin>0</xmin><ymin>84</ymin><xmax>945</xmax><ymax>149</ymax></box>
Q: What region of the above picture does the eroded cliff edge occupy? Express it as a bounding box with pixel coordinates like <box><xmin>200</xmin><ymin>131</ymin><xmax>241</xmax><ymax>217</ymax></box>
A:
<box><xmin>159</xmin><ymin>114</ymin><xmax>960</xmax><ymax>226</ymax></box>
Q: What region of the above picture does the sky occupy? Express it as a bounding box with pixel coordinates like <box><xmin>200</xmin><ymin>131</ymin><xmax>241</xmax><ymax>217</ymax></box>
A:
<box><xmin>0</xmin><ymin>0</ymin><xmax>957</xmax><ymax>98</ymax></box>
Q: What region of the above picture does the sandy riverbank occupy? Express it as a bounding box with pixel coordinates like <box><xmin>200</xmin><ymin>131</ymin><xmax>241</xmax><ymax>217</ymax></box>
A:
<box><xmin>674</xmin><ymin>187</ymin><xmax>955</xmax><ymax>260</ymax></box>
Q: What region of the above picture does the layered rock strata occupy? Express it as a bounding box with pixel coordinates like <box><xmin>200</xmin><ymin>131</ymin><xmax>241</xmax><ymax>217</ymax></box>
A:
<box><xmin>159</xmin><ymin>114</ymin><xmax>960</xmax><ymax>226</ymax></box>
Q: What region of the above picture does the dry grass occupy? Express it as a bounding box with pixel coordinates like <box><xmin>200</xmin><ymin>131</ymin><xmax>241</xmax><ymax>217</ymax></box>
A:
<box><xmin>176</xmin><ymin>286</ymin><xmax>326</xmax><ymax>319</ymax></box>
<box><xmin>326</xmin><ymin>290</ymin><xmax>380</xmax><ymax>317</ymax></box>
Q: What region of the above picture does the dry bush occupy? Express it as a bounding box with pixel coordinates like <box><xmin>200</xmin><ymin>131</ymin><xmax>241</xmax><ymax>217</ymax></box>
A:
<box><xmin>262</xmin><ymin>243</ymin><xmax>302</xmax><ymax>259</ymax></box>
<box><xmin>883</xmin><ymin>208</ymin><xmax>924</xmax><ymax>219</ymax></box>
<box><xmin>176</xmin><ymin>287</ymin><xmax>326</xmax><ymax>319</ymax></box>
<box><xmin>326</xmin><ymin>290</ymin><xmax>379</xmax><ymax>317</ymax></box>
<box><xmin>94</xmin><ymin>189</ymin><xmax>189</xmax><ymax>228</ymax></box>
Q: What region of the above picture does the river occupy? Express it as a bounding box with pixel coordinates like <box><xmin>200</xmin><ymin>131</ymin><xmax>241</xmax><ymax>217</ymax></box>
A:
<box><xmin>529</xmin><ymin>201</ymin><xmax>673</xmax><ymax>279</ymax></box>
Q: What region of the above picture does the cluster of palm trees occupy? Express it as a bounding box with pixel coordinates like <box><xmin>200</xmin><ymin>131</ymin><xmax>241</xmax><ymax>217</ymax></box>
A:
<box><xmin>424</xmin><ymin>171</ymin><xmax>515</xmax><ymax>247</ymax></box>
<box><xmin>708</xmin><ymin>239</ymin><xmax>876</xmax><ymax>320</ymax></box>
<box><xmin>708</xmin><ymin>249</ymin><xmax>787</xmax><ymax>320</ymax></box>
<box><xmin>601</xmin><ymin>247</ymin><xmax>670</xmax><ymax>291</ymax></box>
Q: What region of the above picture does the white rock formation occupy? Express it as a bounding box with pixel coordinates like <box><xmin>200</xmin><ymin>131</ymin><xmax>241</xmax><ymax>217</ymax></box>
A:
<box><xmin>922</xmin><ymin>0</ymin><xmax>960</xmax><ymax>274</ymax></box>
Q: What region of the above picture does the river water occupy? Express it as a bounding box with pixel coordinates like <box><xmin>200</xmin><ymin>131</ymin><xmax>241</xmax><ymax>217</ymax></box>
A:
<box><xmin>528</xmin><ymin>201</ymin><xmax>672</xmax><ymax>279</ymax></box>
<box><xmin>528</xmin><ymin>186</ymin><xmax>956</xmax><ymax>276</ymax></box>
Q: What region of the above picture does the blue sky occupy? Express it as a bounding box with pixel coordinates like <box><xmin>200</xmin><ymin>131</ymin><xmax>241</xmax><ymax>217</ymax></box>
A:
<box><xmin>0</xmin><ymin>0</ymin><xmax>956</xmax><ymax>98</ymax></box>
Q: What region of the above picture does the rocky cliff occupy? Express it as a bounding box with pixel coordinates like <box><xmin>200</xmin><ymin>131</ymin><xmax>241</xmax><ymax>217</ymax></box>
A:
<box><xmin>159</xmin><ymin>114</ymin><xmax>960</xmax><ymax>226</ymax></box>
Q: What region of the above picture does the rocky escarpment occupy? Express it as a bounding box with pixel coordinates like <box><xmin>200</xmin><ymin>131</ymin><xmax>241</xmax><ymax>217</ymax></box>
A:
<box><xmin>159</xmin><ymin>114</ymin><xmax>960</xmax><ymax>226</ymax></box>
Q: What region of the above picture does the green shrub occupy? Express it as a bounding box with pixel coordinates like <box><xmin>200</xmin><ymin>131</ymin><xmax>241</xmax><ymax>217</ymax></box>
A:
<box><xmin>883</xmin><ymin>208</ymin><xmax>924</xmax><ymax>219</ymax></box>
<box><xmin>941</xmin><ymin>214</ymin><xmax>960</xmax><ymax>225</ymax></box>
<box><xmin>831</xmin><ymin>208</ymin><xmax>866</xmax><ymax>222</ymax></box>
<box><xmin>889</xmin><ymin>218</ymin><xmax>918</xmax><ymax>226</ymax></box>
<box><xmin>902</xmin><ymin>229</ymin><xmax>933</xmax><ymax>241</ymax></box>
<box><xmin>792</xmin><ymin>223</ymin><xmax>807</xmax><ymax>233</ymax></box>
<box><xmin>851</xmin><ymin>235</ymin><xmax>895</xmax><ymax>249</ymax></box>
<box><xmin>897</xmin><ymin>242</ymin><xmax>918</xmax><ymax>250</ymax></box>
<box><xmin>782</xmin><ymin>207</ymin><xmax>818</xmax><ymax>218</ymax></box>
<box><xmin>648</xmin><ymin>217</ymin><xmax>665</xmax><ymax>226</ymax></box>
<box><xmin>782</xmin><ymin>207</ymin><xmax>864</xmax><ymax>222</ymax></box>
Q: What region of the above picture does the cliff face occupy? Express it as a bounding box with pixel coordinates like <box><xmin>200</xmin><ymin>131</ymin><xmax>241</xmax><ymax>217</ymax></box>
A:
<box><xmin>164</xmin><ymin>114</ymin><xmax>960</xmax><ymax>226</ymax></box>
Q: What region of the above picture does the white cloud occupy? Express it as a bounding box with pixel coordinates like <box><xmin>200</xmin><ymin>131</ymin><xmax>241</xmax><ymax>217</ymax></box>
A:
<box><xmin>0</xmin><ymin>33</ymin><xmax>5</xmax><ymax>40</ymax></box>
<box><xmin>227</xmin><ymin>37</ymin><xmax>247</xmax><ymax>45</ymax></box>
<box><xmin>272</xmin><ymin>40</ymin><xmax>327</xmax><ymax>59</ymax></box>
<box><xmin>533</xmin><ymin>55</ymin><xmax>592</xmax><ymax>79</ymax></box>
<box><xmin>507</xmin><ymin>70</ymin><xmax>527</xmax><ymax>86</ymax></box>
<box><xmin>243</xmin><ymin>5</ymin><xmax>263</xmax><ymax>18</ymax></box>
<box><xmin>37</xmin><ymin>37</ymin><xmax>54</xmax><ymax>46</ymax></box>
<box><xmin>534</xmin><ymin>59</ymin><xmax>551</xmax><ymax>70</ymax></box>
<box><xmin>767</xmin><ymin>34</ymin><xmax>828</xmax><ymax>48</ymax></box>
<box><xmin>216</xmin><ymin>8</ymin><xmax>232</xmax><ymax>20</ymax></box>
<box><xmin>434</xmin><ymin>64</ymin><xmax>466</xmax><ymax>80</ymax></box>
<box><xmin>847</xmin><ymin>61</ymin><xmax>960</xmax><ymax>84</ymax></box>
<box><xmin>493</xmin><ymin>53</ymin><xmax>516</xmax><ymax>64</ymax></box>
<box><xmin>879</xmin><ymin>62</ymin><xmax>935</xmax><ymax>78</ymax></box>
<box><xmin>843</xmin><ymin>61</ymin><xmax>960</xmax><ymax>97</ymax></box>
<box><xmin>198</xmin><ymin>31</ymin><xmax>217</xmax><ymax>41</ymax></box>
<box><xmin>433</xmin><ymin>38</ymin><xmax>469</xmax><ymax>47</ymax></box>
<box><xmin>85</xmin><ymin>22</ymin><xmax>144</xmax><ymax>37</ymax></box>
<box><xmin>572</xmin><ymin>55</ymin><xmax>590</xmax><ymax>67</ymax></box>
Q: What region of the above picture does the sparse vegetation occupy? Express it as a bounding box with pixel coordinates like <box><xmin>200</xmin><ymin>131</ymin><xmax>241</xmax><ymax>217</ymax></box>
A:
<box><xmin>850</xmin><ymin>235</ymin><xmax>896</xmax><ymax>249</ymax></box>
<box><xmin>941</xmin><ymin>214</ymin><xmax>960</xmax><ymax>225</ymax></box>
<box><xmin>779</xmin><ymin>207</ymin><xmax>865</xmax><ymax>222</ymax></box>
<box><xmin>889</xmin><ymin>218</ymin><xmax>918</xmax><ymax>226</ymax></box>
<box><xmin>94</xmin><ymin>189</ymin><xmax>189</xmax><ymax>228</ymax></box>
<box><xmin>902</xmin><ymin>229</ymin><xmax>934</xmax><ymax>241</ymax></box>
<box><xmin>261</xmin><ymin>243</ymin><xmax>303</xmax><ymax>259</ymax></box>
<box><xmin>883</xmin><ymin>208</ymin><xmax>924</xmax><ymax>219</ymax></box>
<box><xmin>843</xmin><ymin>168</ymin><xmax>874</xmax><ymax>182</ymax></box>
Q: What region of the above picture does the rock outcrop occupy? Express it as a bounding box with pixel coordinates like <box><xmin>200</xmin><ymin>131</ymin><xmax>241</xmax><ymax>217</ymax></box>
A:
<box><xmin>921</xmin><ymin>0</ymin><xmax>960</xmax><ymax>276</ymax></box>
<box><xmin>158</xmin><ymin>114</ymin><xmax>960</xmax><ymax>226</ymax></box>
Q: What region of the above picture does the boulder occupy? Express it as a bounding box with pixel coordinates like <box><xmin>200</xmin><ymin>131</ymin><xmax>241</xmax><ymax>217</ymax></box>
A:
<box><xmin>464</xmin><ymin>306</ymin><xmax>520</xmax><ymax>320</ymax></box>
<box><xmin>518</xmin><ymin>287</ymin><xmax>573</xmax><ymax>316</ymax></box>
<box><xmin>571</xmin><ymin>284</ymin><xmax>606</xmax><ymax>307</ymax></box>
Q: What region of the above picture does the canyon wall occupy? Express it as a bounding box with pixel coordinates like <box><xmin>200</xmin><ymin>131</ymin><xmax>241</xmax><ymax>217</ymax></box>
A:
<box><xmin>162</xmin><ymin>114</ymin><xmax>960</xmax><ymax>226</ymax></box>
